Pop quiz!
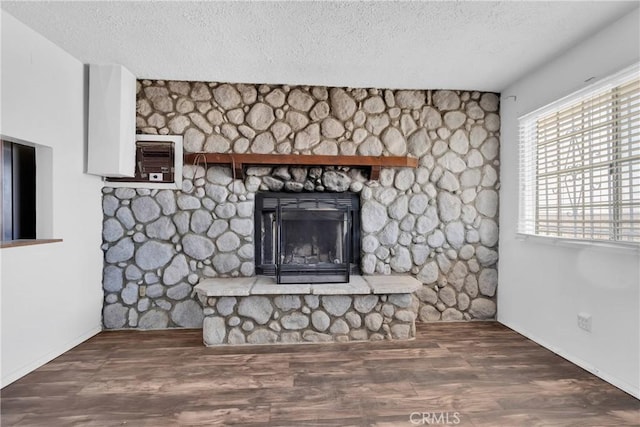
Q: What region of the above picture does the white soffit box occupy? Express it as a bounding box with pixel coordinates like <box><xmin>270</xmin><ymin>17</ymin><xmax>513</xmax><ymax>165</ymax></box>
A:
<box><xmin>87</xmin><ymin>64</ymin><xmax>136</xmax><ymax>177</ymax></box>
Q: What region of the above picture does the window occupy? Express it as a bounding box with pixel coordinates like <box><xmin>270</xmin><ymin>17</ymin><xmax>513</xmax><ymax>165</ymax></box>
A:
<box><xmin>1</xmin><ymin>139</ymin><xmax>36</xmax><ymax>241</ymax></box>
<box><xmin>519</xmin><ymin>64</ymin><xmax>640</xmax><ymax>243</ymax></box>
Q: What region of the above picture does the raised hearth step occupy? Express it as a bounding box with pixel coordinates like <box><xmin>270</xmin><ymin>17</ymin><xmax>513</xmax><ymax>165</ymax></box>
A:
<box><xmin>194</xmin><ymin>274</ymin><xmax>421</xmax><ymax>297</ymax></box>
<box><xmin>195</xmin><ymin>275</ymin><xmax>420</xmax><ymax>346</ymax></box>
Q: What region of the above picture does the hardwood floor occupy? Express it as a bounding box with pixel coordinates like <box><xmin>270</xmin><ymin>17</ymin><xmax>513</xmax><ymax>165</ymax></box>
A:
<box><xmin>2</xmin><ymin>322</ymin><xmax>638</xmax><ymax>426</ymax></box>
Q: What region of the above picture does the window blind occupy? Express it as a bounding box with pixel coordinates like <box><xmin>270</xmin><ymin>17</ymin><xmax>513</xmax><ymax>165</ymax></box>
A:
<box><xmin>519</xmin><ymin>64</ymin><xmax>640</xmax><ymax>243</ymax></box>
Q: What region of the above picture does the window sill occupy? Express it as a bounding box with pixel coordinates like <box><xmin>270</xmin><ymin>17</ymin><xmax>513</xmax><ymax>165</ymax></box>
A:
<box><xmin>515</xmin><ymin>233</ymin><xmax>639</xmax><ymax>254</ymax></box>
<box><xmin>1</xmin><ymin>239</ymin><xmax>63</xmax><ymax>249</ymax></box>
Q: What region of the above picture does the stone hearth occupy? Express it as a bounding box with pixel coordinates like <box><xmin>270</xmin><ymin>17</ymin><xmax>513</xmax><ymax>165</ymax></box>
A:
<box><xmin>195</xmin><ymin>275</ymin><xmax>421</xmax><ymax>345</ymax></box>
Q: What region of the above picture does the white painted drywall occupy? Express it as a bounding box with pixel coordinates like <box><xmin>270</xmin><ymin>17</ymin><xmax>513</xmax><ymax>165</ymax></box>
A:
<box><xmin>87</xmin><ymin>64</ymin><xmax>136</xmax><ymax>177</ymax></box>
<box><xmin>499</xmin><ymin>8</ymin><xmax>640</xmax><ymax>398</ymax></box>
<box><xmin>0</xmin><ymin>11</ymin><xmax>104</xmax><ymax>387</ymax></box>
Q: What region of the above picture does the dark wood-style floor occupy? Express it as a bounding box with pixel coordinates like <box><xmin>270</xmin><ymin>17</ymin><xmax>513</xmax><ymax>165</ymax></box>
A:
<box><xmin>1</xmin><ymin>322</ymin><xmax>638</xmax><ymax>426</ymax></box>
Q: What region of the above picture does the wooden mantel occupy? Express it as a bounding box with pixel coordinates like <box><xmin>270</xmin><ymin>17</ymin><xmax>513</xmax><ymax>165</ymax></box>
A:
<box><xmin>183</xmin><ymin>153</ymin><xmax>418</xmax><ymax>180</ymax></box>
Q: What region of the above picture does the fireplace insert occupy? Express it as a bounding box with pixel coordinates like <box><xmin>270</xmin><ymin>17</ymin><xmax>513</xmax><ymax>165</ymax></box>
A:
<box><xmin>254</xmin><ymin>192</ymin><xmax>361</xmax><ymax>284</ymax></box>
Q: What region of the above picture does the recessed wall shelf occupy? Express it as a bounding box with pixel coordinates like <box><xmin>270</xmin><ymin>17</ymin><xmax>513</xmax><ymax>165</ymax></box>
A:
<box><xmin>183</xmin><ymin>153</ymin><xmax>418</xmax><ymax>180</ymax></box>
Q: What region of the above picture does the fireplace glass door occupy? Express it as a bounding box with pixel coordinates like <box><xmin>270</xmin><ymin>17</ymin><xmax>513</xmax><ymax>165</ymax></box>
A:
<box><xmin>277</xmin><ymin>205</ymin><xmax>350</xmax><ymax>283</ymax></box>
<box><xmin>255</xmin><ymin>192</ymin><xmax>360</xmax><ymax>284</ymax></box>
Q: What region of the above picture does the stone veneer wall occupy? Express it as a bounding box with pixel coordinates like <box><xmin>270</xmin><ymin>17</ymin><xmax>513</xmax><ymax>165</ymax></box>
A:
<box><xmin>199</xmin><ymin>293</ymin><xmax>417</xmax><ymax>345</ymax></box>
<box><xmin>101</xmin><ymin>81</ymin><xmax>500</xmax><ymax>329</ymax></box>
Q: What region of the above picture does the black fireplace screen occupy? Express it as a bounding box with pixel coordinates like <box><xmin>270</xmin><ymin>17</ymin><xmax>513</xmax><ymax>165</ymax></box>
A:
<box><xmin>254</xmin><ymin>192</ymin><xmax>361</xmax><ymax>284</ymax></box>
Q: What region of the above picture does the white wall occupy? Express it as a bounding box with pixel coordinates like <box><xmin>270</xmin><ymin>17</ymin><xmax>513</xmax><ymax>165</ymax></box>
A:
<box><xmin>0</xmin><ymin>11</ymin><xmax>104</xmax><ymax>387</ymax></box>
<box><xmin>499</xmin><ymin>8</ymin><xmax>640</xmax><ymax>398</ymax></box>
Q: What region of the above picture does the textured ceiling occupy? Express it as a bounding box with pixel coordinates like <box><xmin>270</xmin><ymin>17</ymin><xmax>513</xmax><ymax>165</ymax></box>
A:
<box><xmin>2</xmin><ymin>1</ymin><xmax>638</xmax><ymax>92</ymax></box>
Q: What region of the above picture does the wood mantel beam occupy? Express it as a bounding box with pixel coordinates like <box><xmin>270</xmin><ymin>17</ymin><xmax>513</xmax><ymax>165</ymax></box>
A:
<box><xmin>183</xmin><ymin>153</ymin><xmax>418</xmax><ymax>180</ymax></box>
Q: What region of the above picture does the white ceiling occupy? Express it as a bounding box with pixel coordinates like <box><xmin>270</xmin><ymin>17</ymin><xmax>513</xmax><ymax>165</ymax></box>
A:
<box><xmin>2</xmin><ymin>1</ymin><xmax>638</xmax><ymax>92</ymax></box>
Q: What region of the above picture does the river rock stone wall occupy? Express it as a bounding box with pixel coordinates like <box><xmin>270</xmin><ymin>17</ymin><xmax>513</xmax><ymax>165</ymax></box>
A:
<box><xmin>101</xmin><ymin>80</ymin><xmax>500</xmax><ymax>329</ymax></box>
<box><xmin>199</xmin><ymin>293</ymin><xmax>417</xmax><ymax>345</ymax></box>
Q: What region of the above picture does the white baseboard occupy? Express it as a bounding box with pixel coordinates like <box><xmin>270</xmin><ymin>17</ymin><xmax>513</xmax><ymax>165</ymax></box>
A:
<box><xmin>498</xmin><ymin>319</ymin><xmax>639</xmax><ymax>400</ymax></box>
<box><xmin>1</xmin><ymin>326</ymin><xmax>102</xmax><ymax>388</ymax></box>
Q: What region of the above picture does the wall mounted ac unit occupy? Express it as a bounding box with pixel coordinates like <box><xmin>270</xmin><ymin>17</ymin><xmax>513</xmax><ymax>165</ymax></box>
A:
<box><xmin>106</xmin><ymin>134</ymin><xmax>183</xmax><ymax>190</ymax></box>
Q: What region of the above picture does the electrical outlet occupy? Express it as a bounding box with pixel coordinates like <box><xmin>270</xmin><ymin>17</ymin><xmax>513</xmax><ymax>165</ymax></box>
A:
<box><xmin>577</xmin><ymin>312</ymin><xmax>592</xmax><ymax>332</ymax></box>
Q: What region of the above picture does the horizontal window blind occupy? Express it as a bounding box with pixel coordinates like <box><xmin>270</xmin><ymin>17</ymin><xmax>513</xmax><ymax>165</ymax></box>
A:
<box><xmin>519</xmin><ymin>64</ymin><xmax>640</xmax><ymax>243</ymax></box>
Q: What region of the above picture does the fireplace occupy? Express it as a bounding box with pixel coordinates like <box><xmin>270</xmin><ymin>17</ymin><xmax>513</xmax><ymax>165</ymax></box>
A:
<box><xmin>254</xmin><ymin>192</ymin><xmax>361</xmax><ymax>284</ymax></box>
